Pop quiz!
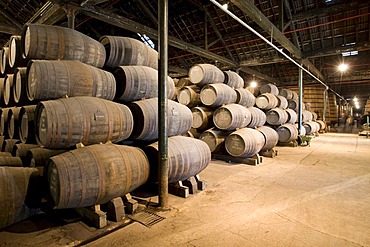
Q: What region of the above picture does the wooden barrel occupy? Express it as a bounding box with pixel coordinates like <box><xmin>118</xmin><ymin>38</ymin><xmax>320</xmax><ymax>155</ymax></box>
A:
<box><xmin>266</xmin><ymin>108</ymin><xmax>289</xmax><ymax>125</ymax></box>
<box><xmin>277</xmin><ymin>124</ymin><xmax>298</xmax><ymax>143</ymax></box>
<box><xmin>35</xmin><ymin>97</ymin><xmax>133</xmax><ymax>149</ymax></box>
<box><xmin>200</xmin><ymin>83</ymin><xmax>237</xmax><ymax>108</ymax></box>
<box><xmin>129</xmin><ymin>98</ymin><xmax>192</xmax><ymax>141</ymax></box>
<box><xmin>298</xmin><ymin>123</ymin><xmax>307</xmax><ymax>136</ymax></box>
<box><xmin>303</xmin><ymin>121</ymin><xmax>320</xmax><ymax>135</ymax></box>
<box><xmin>26</xmin><ymin>147</ymin><xmax>66</xmax><ymax>167</ymax></box>
<box><xmin>22</xmin><ymin>24</ymin><xmax>106</xmax><ymax>68</ymax></box>
<box><xmin>256</xmin><ymin>93</ymin><xmax>278</xmax><ymax>110</ymax></box>
<box><xmin>176</xmin><ymin>77</ymin><xmax>193</xmax><ymax>87</ymax></box>
<box><xmin>0</xmin><ymin>167</ymin><xmax>40</xmax><ymax>229</ymax></box>
<box><xmin>247</xmin><ymin>107</ymin><xmax>267</xmax><ymax>128</ymax></box>
<box><xmin>287</xmin><ymin>99</ymin><xmax>299</xmax><ymax>111</ymax></box>
<box><xmin>100</xmin><ymin>36</ymin><xmax>158</xmax><ymax>69</ymax></box>
<box><xmin>292</xmin><ymin>91</ymin><xmax>298</xmax><ymax>100</ymax></box>
<box><xmin>8</xmin><ymin>107</ymin><xmax>21</xmax><ymax>139</ymax></box>
<box><xmin>279</xmin><ymin>88</ymin><xmax>294</xmax><ymax>99</ymax></box>
<box><xmin>144</xmin><ymin>136</ymin><xmax>211</xmax><ymax>183</ymax></box>
<box><xmin>223</xmin><ymin>71</ymin><xmax>244</xmax><ymax>89</ymax></box>
<box><xmin>182</xmin><ymin>128</ymin><xmax>201</xmax><ymax>139</ymax></box>
<box><xmin>302</xmin><ymin>110</ymin><xmax>313</xmax><ymax>122</ymax></box>
<box><xmin>13</xmin><ymin>67</ymin><xmax>30</xmax><ymax>105</ymax></box>
<box><xmin>114</xmin><ymin>66</ymin><xmax>175</xmax><ymax>102</ymax></box>
<box><xmin>260</xmin><ymin>83</ymin><xmax>279</xmax><ymax>95</ymax></box>
<box><xmin>0</xmin><ymin>152</ymin><xmax>11</xmax><ymax>157</ymax></box>
<box><xmin>235</xmin><ymin>88</ymin><xmax>255</xmax><ymax>107</ymax></box>
<box><xmin>0</xmin><ymin>107</ymin><xmax>14</xmax><ymax>137</ymax></box>
<box><xmin>0</xmin><ymin>156</ymin><xmax>23</xmax><ymax>167</ymax></box>
<box><xmin>213</xmin><ymin>104</ymin><xmax>251</xmax><ymax>130</ymax></box>
<box><xmin>316</xmin><ymin>120</ymin><xmax>326</xmax><ymax>130</ymax></box>
<box><xmin>225</xmin><ymin>128</ymin><xmax>265</xmax><ymax>158</ymax></box>
<box><xmin>178</xmin><ymin>85</ymin><xmax>201</xmax><ymax>108</ymax></box>
<box><xmin>285</xmin><ymin>108</ymin><xmax>297</xmax><ymax>124</ymax></box>
<box><xmin>188</xmin><ymin>64</ymin><xmax>224</xmax><ymax>87</ymax></box>
<box><xmin>0</xmin><ymin>78</ymin><xmax>5</xmax><ymax>103</ymax></box>
<box><xmin>19</xmin><ymin>105</ymin><xmax>37</xmax><ymax>144</ymax></box>
<box><xmin>312</xmin><ymin>111</ymin><xmax>318</xmax><ymax>121</ymax></box>
<box><xmin>9</xmin><ymin>35</ymin><xmax>27</xmax><ymax>68</ymax></box>
<box><xmin>4</xmin><ymin>74</ymin><xmax>15</xmax><ymax>106</ymax></box>
<box><xmin>256</xmin><ymin>126</ymin><xmax>279</xmax><ymax>151</ymax></box>
<box><xmin>191</xmin><ymin>106</ymin><xmax>214</xmax><ymax>131</ymax></box>
<box><xmin>2</xmin><ymin>139</ymin><xmax>21</xmax><ymax>153</ymax></box>
<box><xmin>1</xmin><ymin>47</ymin><xmax>13</xmax><ymax>75</ymax></box>
<box><xmin>12</xmin><ymin>143</ymin><xmax>39</xmax><ymax>165</ymax></box>
<box><xmin>46</xmin><ymin>144</ymin><xmax>150</xmax><ymax>209</ymax></box>
<box><xmin>199</xmin><ymin>128</ymin><xmax>231</xmax><ymax>153</ymax></box>
<box><xmin>276</xmin><ymin>95</ymin><xmax>288</xmax><ymax>109</ymax></box>
<box><xmin>26</xmin><ymin>60</ymin><xmax>116</xmax><ymax>101</ymax></box>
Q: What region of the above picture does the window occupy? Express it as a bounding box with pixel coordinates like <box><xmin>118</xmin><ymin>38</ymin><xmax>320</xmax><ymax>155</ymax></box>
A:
<box><xmin>137</xmin><ymin>33</ymin><xmax>155</xmax><ymax>49</ymax></box>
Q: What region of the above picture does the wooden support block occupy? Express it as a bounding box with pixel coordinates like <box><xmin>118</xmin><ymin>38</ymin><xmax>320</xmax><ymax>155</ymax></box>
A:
<box><xmin>122</xmin><ymin>194</ymin><xmax>138</xmax><ymax>214</ymax></box>
<box><xmin>278</xmin><ymin>140</ymin><xmax>298</xmax><ymax>147</ymax></box>
<box><xmin>182</xmin><ymin>176</ymin><xmax>197</xmax><ymax>194</ymax></box>
<box><xmin>259</xmin><ymin>149</ymin><xmax>278</xmax><ymax>158</ymax></box>
<box><xmin>195</xmin><ymin>174</ymin><xmax>206</xmax><ymax>191</ymax></box>
<box><xmin>101</xmin><ymin>197</ymin><xmax>125</xmax><ymax>222</ymax></box>
<box><xmin>76</xmin><ymin>205</ymin><xmax>107</xmax><ymax>228</ymax></box>
<box><xmin>169</xmin><ymin>181</ymin><xmax>189</xmax><ymax>198</ymax></box>
<box><xmin>212</xmin><ymin>153</ymin><xmax>261</xmax><ymax>166</ymax></box>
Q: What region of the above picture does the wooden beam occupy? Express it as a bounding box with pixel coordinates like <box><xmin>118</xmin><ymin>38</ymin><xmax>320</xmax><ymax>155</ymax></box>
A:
<box><xmin>35</xmin><ymin>3</ymin><xmax>66</xmax><ymax>25</ymax></box>
<box><xmin>0</xmin><ymin>8</ymin><xmax>22</xmax><ymax>29</ymax></box>
<box><xmin>0</xmin><ymin>22</ymin><xmax>21</xmax><ymax>35</ymax></box>
<box><xmin>304</xmin><ymin>41</ymin><xmax>370</xmax><ymax>58</ymax></box>
<box><xmin>239</xmin><ymin>56</ymin><xmax>287</xmax><ymax>66</ymax></box>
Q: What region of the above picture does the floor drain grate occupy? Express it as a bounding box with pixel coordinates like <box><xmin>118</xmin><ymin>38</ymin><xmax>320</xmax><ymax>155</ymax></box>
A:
<box><xmin>128</xmin><ymin>210</ymin><xmax>165</xmax><ymax>227</ymax></box>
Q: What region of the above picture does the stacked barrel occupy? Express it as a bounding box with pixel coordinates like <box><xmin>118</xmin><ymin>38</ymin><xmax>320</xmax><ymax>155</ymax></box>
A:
<box><xmin>0</xmin><ymin>24</ymin><xmax>211</xmax><ymax>229</ymax></box>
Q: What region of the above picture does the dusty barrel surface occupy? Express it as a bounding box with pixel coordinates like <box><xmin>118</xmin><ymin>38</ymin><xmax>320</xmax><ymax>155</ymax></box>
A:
<box><xmin>176</xmin><ymin>77</ymin><xmax>192</xmax><ymax>87</ymax></box>
<box><xmin>9</xmin><ymin>35</ymin><xmax>26</xmax><ymax>68</ymax></box>
<box><xmin>285</xmin><ymin>108</ymin><xmax>297</xmax><ymax>124</ymax></box>
<box><xmin>100</xmin><ymin>36</ymin><xmax>158</xmax><ymax>69</ymax></box>
<box><xmin>1</xmin><ymin>47</ymin><xmax>12</xmax><ymax>75</ymax></box>
<box><xmin>129</xmin><ymin>98</ymin><xmax>192</xmax><ymax>141</ymax></box>
<box><xmin>200</xmin><ymin>83</ymin><xmax>237</xmax><ymax>108</ymax></box>
<box><xmin>279</xmin><ymin>88</ymin><xmax>294</xmax><ymax>99</ymax></box>
<box><xmin>277</xmin><ymin>123</ymin><xmax>298</xmax><ymax>142</ymax></box>
<box><xmin>303</xmin><ymin>121</ymin><xmax>320</xmax><ymax>135</ymax></box>
<box><xmin>35</xmin><ymin>97</ymin><xmax>133</xmax><ymax>149</ymax></box>
<box><xmin>276</xmin><ymin>95</ymin><xmax>288</xmax><ymax>109</ymax></box>
<box><xmin>8</xmin><ymin>107</ymin><xmax>21</xmax><ymax>139</ymax></box>
<box><xmin>12</xmin><ymin>143</ymin><xmax>39</xmax><ymax>165</ymax></box>
<box><xmin>114</xmin><ymin>66</ymin><xmax>174</xmax><ymax>102</ymax></box>
<box><xmin>302</xmin><ymin>110</ymin><xmax>313</xmax><ymax>122</ymax></box>
<box><xmin>0</xmin><ymin>156</ymin><xmax>23</xmax><ymax>167</ymax></box>
<box><xmin>0</xmin><ymin>78</ymin><xmax>5</xmax><ymax>102</ymax></box>
<box><xmin>27</xmin><ymin>60</ymin><xmax>116</xmax><ymax>101</ymax></box>
<box><xmin>22</xmin><ymin>24</ymin><xmax>106</xmax><ymax>68</ymax></box>
<box><xmin>316</xmin><ymin>120</ymin><xmax>326</xmax><ymax>130</ymax></box>
<box><xmin>188</xmin><ymin>64</ymin><xmax>224</xmax><ymax>87</ymax></box>
<box><xmin>225</xmin><ymin>128</ymin><xmax>265</xmax><ymax>158</ymax></box>
<box><xmin>4</xmin><ymin>74</ymin><xmax>15</xmax><ymax>106</ymax></box>
<box><xmin>26</xmin><ymin>148</ymin><xmax>66</xmax><ymax>167</ymax></box>
<box><xmin>19</xmin><ymin>105</ymin><xmax>37</xmax><ymax>144</ymax></box>
<box><xmin>223</xmin><ymin>71</ymin><xmax>244</xmax><ymax>89</ymax></box>
<box><xmin>311</xmin><ymin>111</ymin><xmax>318</xmax><ymax>121</ymax></box>
<box><xmin>178</xmin><ymin>85</ymin><xmax>201</xmax><ymax>108</ymax></box>
<box><xmin>247</xmin><ymin>107</ymin><xmax>266</xmax><ymax>128</ymax></box>
<box><xmin>46</xmin><ymin>144</ymin><xmax>150</xmax><ymax>209</ymax></box>
<box><xmin>255</xmin><ymin>93</ymin><xmax>278</xmax><ymax>110</ymax></box>
<box><xmin>266</xmin><ymin>108</ymin><xmax>289</xmax><ymax>126</ymax></box>
<box><xmin>213</xmin><ymin>104</ymin><xmax>251</xmax><ymax>130</ymax></box>
<box><xmin>260</xmin><ymin>83</ymin><xmax>279</xmax><ymax>95</ymax></box>
<box><xmin>256</xmin><ymin>126</ymin><xmax>279</xmax><ymax>151</ymax></box>
<box><xmin>199</xmin><ymin>128</ymin><xmax>231</xmax><ymax>153</ymax></box>
<box><xmin>191</xmin><ymin>106</ymin><xmax>214</xmax><ymax>131</ymax></box>
<box><xmin>144</xmin><ymin>136</ymin><xmax>211</xmax><ymax>183</ymax></box>
<box><xmin>0</xmin><ymin>107</ymin><xmax>13</xmax><ymax>137</ymax></box>
<box><xmin>13</xmin><ymin>67</ymin><xmax>29</xmax><ymax>104</ymax></box>
<box><xmin>2</xmin><ymin>139</ymin><xmax>21</xmax><ymax>153</ymax></box>
<box><xmin>235</xmin><ymin>88</ymin><xmax>255</xmax><ymax>107</ymax></box>
<box><xmin>0</xmin><ymin>167</ymin><xmax>40</xmax><ymax>229</ymax></box>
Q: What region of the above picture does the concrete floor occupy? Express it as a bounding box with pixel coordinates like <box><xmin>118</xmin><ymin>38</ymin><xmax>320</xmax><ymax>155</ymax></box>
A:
<box><xmin>1</xmin><ymin>133</ymin><xmax>370</xmax><ymax>246</ymax></box>
<box><xmin>87</xmin><ymin>133</ymin><xmax>370</xmax><ymax>247</ymax></box>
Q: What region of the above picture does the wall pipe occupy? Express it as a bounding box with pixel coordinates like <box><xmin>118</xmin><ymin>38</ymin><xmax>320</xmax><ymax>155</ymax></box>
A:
<box><xmin>158</xmin><ymin>0</ymin><xmax>169</xmax><ymax>209</ymax></box>
<box><xmin>210</xmin><ymin>0</ymin><xmax>345</xmax><ymax>102</ymax></box>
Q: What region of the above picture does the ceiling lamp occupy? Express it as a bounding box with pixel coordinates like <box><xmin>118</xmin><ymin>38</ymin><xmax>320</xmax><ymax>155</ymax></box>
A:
<box><xmin>250</xmin><ymin>81</ymin><xmax>257</xmax><ymax>88</ymax></box>
<box><xmin>338</xmin><ymin>63</ymin><xmax>348</xmax><ymax>72</ymax></box>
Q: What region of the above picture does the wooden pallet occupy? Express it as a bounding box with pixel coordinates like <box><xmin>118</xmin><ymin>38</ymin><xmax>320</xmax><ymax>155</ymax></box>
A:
<box><xmin>212</xmin><ymin>153</ymin><xmax>262</xmax><ymax>166</ymax></box>
<box><xmin>259</xmin><ymin>149</ymin><xmax>278</xmax><ymax>158</ymax></box>
<box><xmin>277</xmin><ymin>140</ymin><xmax>298</xmax><ymax>147</ymax></box>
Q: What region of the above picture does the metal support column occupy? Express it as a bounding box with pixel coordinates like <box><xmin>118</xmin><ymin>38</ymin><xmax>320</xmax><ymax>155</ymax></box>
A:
<box><xmin>67</xmin><ymin>8</ymin><xmax>76</xmax><ymax>29</ymax></box>
<box><xmin>298</xmin><ymin>66</ymin><xmax>303</xmax><ymax>135</ymax></box>
<box><xmin>158</xmin><ymin>0</ymin><xmax>169</xmax><ymax>209</ymax></box>
<box><xmin>323</xmin><ymin>87</ymin><xmax>328</xmax><ymax>122</ymax></box>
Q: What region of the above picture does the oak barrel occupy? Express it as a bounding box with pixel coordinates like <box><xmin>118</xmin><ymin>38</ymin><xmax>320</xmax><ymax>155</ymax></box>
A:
<box><xmin>188</xmin><ymin>64</ymin><xmax>224</xmax><ymax>87</ymax></box>
<box><xmin>27</xmin><ymin>60</ymin><xmax>116</xmax><ymax>101</ymax></box>
<box><xmin>0</xmin><ymin>78</ymin><xmax>5</xmax><ymax>103</ymax></box>
<box><xmin>191</xmin><ymin>106</ymin><xmax>214</xmax><ymax>131</ymax></box>
<box><xmin>178</xmin><ymin>85</ymin><xmax>201</xmax><ymax>108</ymax></box>
<box><xmin>225</xmin><ymin>128</ymin><xmax>265</xmax><ymax>158</ymax></box>
<box><xmin>213</xmin><ymin>104</ymin><xmax>251</xmax><ymax>130</ymax></box>
<box><xmin>276</xmin><ymin>95</ymin><xmax>288</xmax><ymax>109</ymax></box>
<box><xmin>223</xmin><ymin>71</ymin><xmax>244</xmax><ymax>89</ymax></box>
<box><xmin>46</xmin><ymin>144</ymin><xmax>150</xmax><ymax>209</ymax></box>
<box><xmin>100</xmin><ymin>35</ymin><xmax>158</xmax><ymax>69</ymax></box>
<box><xmin>247</xmin><ymin>107</ymin><xmax>267</xmax><ymax>128</ymax></box>
<box><xmin>199</xmin><ymin>128</ymin><xmax>231</xmax><ymax>153</ymax></box>
<box><xmin>1</xmin><ymin>47</ymin><xmax>12</xmax><ymax>75</ymax></box>
<box><xmin>255</xmin><ymin>93</ymin><xmax>278</xmax><ymax>110</ymax></box>
<box><xmin>256</xmin><ymin>126</ymin><xmax>279</xmax><ymax>151</ymax></box>
<box><xmin>302</xmin><ymin>110</ymin><xmax>313</xmax><ymax>122</ymax></box>
<box><xmin>114</xmin><ymin>65</ymin><xmax>175</xmax><ymax>102</ymax></box>
<box><xmin>279</xmin><ymin>88</ymin><xmax>294</xmax><ymax>99</ymax></box>
<box><xmin>235</xmin><ymin>88</ymin><xmax>256</xmax><ymax>107</ymax></box>
<box><xmin>12</xmin><ymin>143</ymin><xmax>39</xmax><ymax>164</ymax></box>
<box><xmin>19</xmin><ymin>105</ymin><xmax>37</xmax><ymax>144</ymax></box>
<box><xmin>200</xmin><ymin>83</ymin><xmax>237</xmax><ymax>108</ymax></box>
<box><xmin>144</xmin><ymin>136</ymin><xmax>211</xmax><ymax>183</ymax></box>
<box><xmin>277</xmin><ymin>124</ymin><xmax>298</xmax><ymax>143</ymax></box>
<box><xmin>176</xmin><ymin>77</ymin><xmax>193</xmax><ymax>87</ymax></box>
<box><xmin>1</xmin><ymin>107</ymin><xmax>14</xmax><ymax>137</ymax></box>
<box><xmin>129</xmin><ymin>98</ymin><xmax>192</xmax><ymax>141</ymax></box>
<box><xmin>8</xmin><ymin>107</ymin><xmax>21</xmax><ymax>139</ymax></box>
<box><xmin>303</xmin><ymin>121</ymin><xmax>320</xmax><ymax>135</ymax></box>
<box><xmin>0</xmin><ymin>156</ymin><xmax>23</xmax><ymax>167</ymax></box>
<box><xmin>22</xmin><ymin>24</ymin><xmax>106</xmax><ymax>68</ymax></box>
<box><xmin>260</xmin><ymin>83</ymin><xmax>279</xmax><ymax>95</ymax></box>
<box><xmin>0</xmin><ymin>167</ymin><xmax>40</xmax><ymax>229</ymax></box>
<box><xmin>35</xmin><ymin>97</ymin><xmax>133</xmax><ymax>149</ymax></box>
<box><xmin>4</xmin><ymin>74</ymin><xmax>14</xmax><ymax>106</ymax></box>
<box><xmin>266</xmin><ymin>108</ymin><xmax>289</xmax><ymax>126</ymax></box>
<box><xmin>316</xmin><ymin>120</ymin><xmax>326</xmax><ymax>131</ymax></box>
<box><xmin>285</xmin><ymin>108</ymin><xmax>297</xmax><ymax>124</ymax></box>
<box><xmin>26</xmin><ymin>148</ymin><xmax>66</xmax><ymax>167</ymax></box>
<box><xmin>13</xmin><ymin>67</ymin><xmax>29</xmax><ymax>105</ymax></box>
<box><xmin>9</xmin><ymin>35</ymin><xmax>26</xmax><ymax>68</ymax></box>
<box><xmin>2</xmin><ymin>139</ymin><xmax>21</xmax><ymax>153</ymax></box>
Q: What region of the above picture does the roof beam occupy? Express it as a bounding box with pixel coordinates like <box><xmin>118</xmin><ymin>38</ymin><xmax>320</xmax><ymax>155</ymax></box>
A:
<box><xmin>304</xmin><ymin>41</ymin><xmax>370</xmax><ymax>58</ymax></box>
<box><xmin>230</xmin><ymin>0</ymin><xmax>325</xmax><ymax>80</ymax></box>
<box><xmin>239</xmin><ymin>56</ymin><xmax>287</xmax><ymax>66</ymax></box>
<box><xmin>0</xmin><ymin>8</ymin><xmax>22</xmax><ymax>29</ymax></box>
<box><xmin>239</xmin><ymin>66</ymin><xmax>278</xmax><ymax>83</ymax></box>
<box><xmin>34</xmin><ymin>3</ymin><xmax>66</xmax><ymax>25</ymax></box>
<box><xmin>0</xmin><ymin>22</ymin><xmax>21</xmax><ymax>35</ymax></box>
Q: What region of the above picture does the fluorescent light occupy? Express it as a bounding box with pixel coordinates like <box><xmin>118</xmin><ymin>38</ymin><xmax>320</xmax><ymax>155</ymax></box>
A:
<box><xmin>353</xmin><ymin>97</ymin><xmax>358</xmax><ymax>102</ymax></box>
<box><xmin>338</xmin><ymin>63</ymin><xmax>348</xmax><ymax>72</ymax></box>
<box><xmin>250</xmin><ymin>81</ymin><xmax>257</xmax><ymax>88</ymax></box>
